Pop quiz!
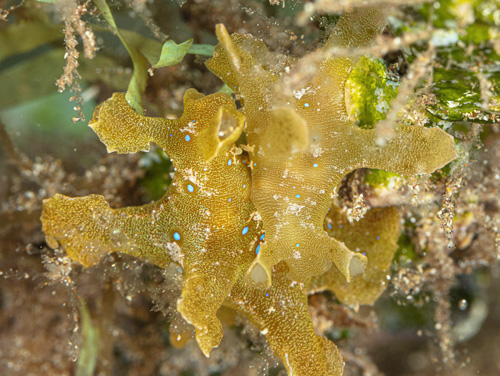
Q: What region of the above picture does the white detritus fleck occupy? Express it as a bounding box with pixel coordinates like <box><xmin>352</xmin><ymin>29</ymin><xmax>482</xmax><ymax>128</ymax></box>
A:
<box><xmin>179</xmin><ymin>121</ymin><xmax>197</xmax><ymax>134</ymax></box>
<box><xmin>299</xmin><ymin>222</ymin><xmax>317</xmax><ymax>230</ymax></box>
<box><xmin>431</xmin><ymin>29</ymin><xmax>459</xmax><ymax>47</ymax></box>
<box><xmin>305</xmin><ymin>198</ymin><xmax>316</xmax><ymax>206</ymax></box>
<box><xmin>310</xmin><ymin>144</ymin><xmax>323</xmax><ymax>157</ymax></box>
<box><xmin>166</xmin><ymin>242</ymin><xmax>184</xmax><ymax>267</ymax></box>
<box><xmin>292</xmin><ymin>87</ymin><xmax>307</xmax><ymax>99</ymax></box>
<box><xmin>265</xmin><ymin>306</ymin><xmax>276</xmax><ymax>314</ymax></box>
<box><xmin>249</xmin><ymin>211</ymin><xmax>262</xmax><ymax>222</ymax></box>
<box><xmin>286</xmin><ymin>203</ymin><xmax>305</xmax><ymax>215</ymax></box>
<box><xmin>183</xmin><ymin>168</ymin><xmax>218</xmax><ymax>196</ymax></box>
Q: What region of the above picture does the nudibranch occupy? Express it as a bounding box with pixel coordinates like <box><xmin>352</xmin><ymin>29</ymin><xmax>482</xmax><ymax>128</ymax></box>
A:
<box><xmin>206</xmin><ymin>8</ymin><xmax>457</xmax><ymax>289</ymax></box>
<box><xmin>41</xmin><ymin>90</ymin><xmax>344</xmax><ymax>374</ymax></box>
<box><xmin>41</xmin><ymin>7</ymin><xmax>457</xmax><ymax>375</ymax></box>
<box><xmin>42</xmin><ymin>89</ymin><xmax>260</xmax><ymax>356</ymax></box>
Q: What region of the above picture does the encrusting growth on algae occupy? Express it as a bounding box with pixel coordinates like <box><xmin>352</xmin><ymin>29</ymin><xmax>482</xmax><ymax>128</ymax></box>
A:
<box><xmin>41</xmin><ymin>7</ymin><xmax>457</xmax><ymax>376</ymax></box>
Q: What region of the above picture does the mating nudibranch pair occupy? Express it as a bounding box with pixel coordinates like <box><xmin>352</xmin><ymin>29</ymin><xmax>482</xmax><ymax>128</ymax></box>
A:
<box><xmin>42</xmin><ymin>7</ymin><xmax>456</xmax><ymax>375</ymax></box>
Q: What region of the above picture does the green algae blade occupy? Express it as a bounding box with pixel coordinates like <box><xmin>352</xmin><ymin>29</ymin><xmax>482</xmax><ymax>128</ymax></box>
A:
<box><xmin>76</xmin><ymin>299</ymin><xmax>99</xmax><ymax>376</ymax></box>
<box><xmin>93</xmin><ymin>0</ymin><xmax>148</xmax><ymax>114</ymax></box>
<box><xmin>152</xmin><ymin>39</ymin><xmax>193</xmax><ymax>70</ymax></box>
<box><xmin>188</xmin><ymin>44</ymin><xmax>215</xmax><ymax>56</ymax></box>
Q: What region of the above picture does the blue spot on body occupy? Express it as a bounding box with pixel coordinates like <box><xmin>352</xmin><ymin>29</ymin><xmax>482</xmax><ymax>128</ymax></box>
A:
<box><xmin>265</xmin><ymin>293</ymin><xmax>269</xmax><ymax>297</ymax></box>
<box><xmin>304</xmin><ymin>103</ymin><xmax>310</xmax><ymax>108</ymax></box>
<box><xmin>228</xmin><ymin>198</ymin><xmax>232</xmax><ymax>202</ymax></box>
<box><xmin>253</xmin><ymin>162</ymin><xmax>257</xmax><ymax>167</ymax></box>
<box><xmin>243</xmin><ymin>184</ymin><xmax>246</xmax><ymax>188</ymax></box>
<box><xmin>242</xmin><ymin>226</ymin><xmax>249</xmax><ymax>235</ymax></box>
<box><xmin>256</xmin><ymin>245</ymin><xmax>260</xmax><ymax>254</ymax></box>
<box><xmin>173</xmin><ymin>232</ymin><xmax>181</xmax><ymax>241</ymax></box>
<box><xmin>376</xmin><ymin>236</ymin><xmax>381</xmax><ymax>240</ymax></box>
<box><xmin>295</xmin><ymin>194</ymin><xmax>301</xmax><ymax>198</ymax></box>
<box><xmin>260</xmin><ymin>233</ymin><xmax>265</xmax><ymax>240</ymax></box>
<box><xmin>339</xmin><ymin>225</ymin><xmax>343</xmax><ymax>229</ymax></box>
<box><xmin>191</xmin><ymin>120</ymin><xmax>195</xmax><ymax>123</ymax></box>
<box><xmin>228</xmin><ymin>159</ymin><xmax>232</xmax><ymax>166</ymax></box>
<box><xmin>293</xmin><ymin>186</ymin><xmax>296</xmax><ymax>189</ymax></box>
<box><xmin>187</xmin><ymin>184</ymin><xmax>194</xmax><ymax>193</ymax></box>
<box><xmin>313</xmin><ymin>163</ymin><xmax>318</xmax><ymax>168</ymax></box>
<box><xmin>296</xmin><ymin>243</ymin><xmax>300</xmax><ymax>247</ymax></box>
<box><xmin>328</xmin><ymin>223</ymin><xmax>332</xmax><ymax>229</ymax></box>
<box><xmin>184</xmin><ymin>134</ymin><xmax>191</xmax><ymax>142</ymax></box>
<box><xmin>169</xmin><ymin>133</ymin><xmax>173</xmax><ymax>137</ymax></box>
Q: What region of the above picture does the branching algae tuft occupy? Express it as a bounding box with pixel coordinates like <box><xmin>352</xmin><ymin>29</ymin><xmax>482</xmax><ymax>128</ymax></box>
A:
<box><xmin>41</xmin><ymin>7</ymin><xmax>457</xmax><ymax>376</ymax></box>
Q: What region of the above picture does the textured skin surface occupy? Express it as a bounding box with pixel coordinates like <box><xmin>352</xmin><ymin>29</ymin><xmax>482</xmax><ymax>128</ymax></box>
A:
<box><xmin>206</xmin><ymin>9</ymin><xmax>457</xmax><ymax>289</ymax></box>
<box><xmin>41</xmin><ymin>8</ymin><xmax>458</xmax><ymax>375</ymax></box>
<box><xmin>43</xmin><ymin>90</ymin><xmax>259</xmax><ymax>356</ymax></box>
<box><xmin>225</xmin><ymin>262</ymin><xmax>344</xmax><ymax>376</ymax></box>
<box><xmin>41</xmin><ymin>91</ymin><xmax>341</xmax><ymax>374</ymax></box>
<box><xmin>310</xmin><ymin>206</ymin><xmax>400</xmax><ymax>306</ymax></box>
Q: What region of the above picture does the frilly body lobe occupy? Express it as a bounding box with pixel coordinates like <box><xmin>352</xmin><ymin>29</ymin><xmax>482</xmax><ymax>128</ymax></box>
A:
<box><xmin>42</xmin><ymin>7</ymin><xmax>458</xmax><ymax>376</ymax></box>
<box><xmin>206</xmin><ymin>9</ymin><xmax>457</xmax><ymax>289</ymax></box>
